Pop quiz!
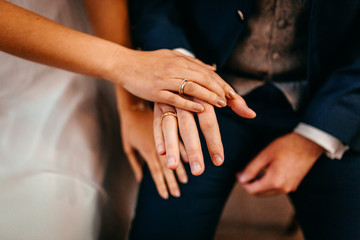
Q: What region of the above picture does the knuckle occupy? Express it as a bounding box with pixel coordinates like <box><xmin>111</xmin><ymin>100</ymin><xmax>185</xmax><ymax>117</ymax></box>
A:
<box><xmin>186</xmin><ymin>148</ymin><xmax>201</xmax><ymax>160</ymax></box>
<box><xmin>181</xmin><ymin>101</ymin><xmax>194</xmax><ymax>111</ymax></box>
<box><xmin>200</xmin><ymin>119</ymin><xmax>213</xmax><ymax>131</ymax></box>
<box><xmin>290</xmin><ymin>185</ymin><xmax>298</xmax><ymax>192</ymax></box>
<box><xmin>166</xmin><ymin>94</ymin><xmax>177</xmax><ymax>105</ymax></box>
<box><xmin>166</xmin><ymin>64</ymin><xmax>178</xmax><ymax>74</ymax></box>
<box><xmin>210</xmin><ymin>92</ymin><xmax>219</xmax><ymax>102</ymax></box>
<box><xmin>207</xmin><ymin>142</ymin><xmax>220</xmax><ymax>153</ymax></box>
<box><xmin>247</xmin><ymin>188</ymin><xmax>257</xmax><ymax>195</ymax></box>
<box><xmin>123</xmin><ymin>147</ymin><xmax>132</xmax><ymax>156</ymax></box>
<box><xmin>177</xmin><ymin>111</ymin><xmax>189</xmax><ymax>122</ymax></box>
<box><xmin>184</xmin><ymin>81</ymin><xmax>195</xmax><ymax>93</ymax></box>
<box><xmin>272</xmin><ymin>179</ymin><xmax>284</xmax><ymax>189</ymax></box>
<box><xmin>159</xmin><ymin>49</ymin><xmax>172</xmax><ymax>56</ymax></box>
<box><xmin>150</xmin><ymin>166</ymin><xmax>162</xmax><ymax>176</ymax></box>
<box><xmin>282</xmin><ymin>186</ymin><xmax>292</xmax><ymax>194</ymax></box>
<box><xmin>201</xmin><ymin>74</ymin><xmax>211</xmax><ymax>85</ymax></box>
<box><xmin>142</xmin><ymin>147</ymin><xmax>154</xmax><ymax>156</ymax></box>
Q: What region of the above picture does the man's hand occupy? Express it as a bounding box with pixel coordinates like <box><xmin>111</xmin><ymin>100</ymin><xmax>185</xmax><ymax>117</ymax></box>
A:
<box><xmin>238</xmin><ymin>133</ymin><xmax>325</xmax><ymax>197</ymax></box>
<box><xmin>154</xmin><ymin>99</ymin><xmax>224</xmax><ymax>176</ymax></box>
<box><xmin>154</xmin><ymin>93</ymin><xmax>256</xmax><ymax>176</ymax></box>
<box><xmin>120</xmin><ymin>104</ymin><xmax>188</xmax><ymax>199</ymax></box>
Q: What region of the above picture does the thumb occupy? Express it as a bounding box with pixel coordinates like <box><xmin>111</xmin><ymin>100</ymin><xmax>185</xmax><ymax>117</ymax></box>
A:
<box><xmin>237</xmin><ymin>151</ymin><xmax>270</xmax><ymax>184</ymax></box>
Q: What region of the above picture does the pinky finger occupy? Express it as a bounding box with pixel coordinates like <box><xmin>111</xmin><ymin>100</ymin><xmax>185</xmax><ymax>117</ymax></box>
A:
<box><xmin>125</xmin><ymin>150</ymin><xmax>143</xmax><ymax>182</ymax></box>
<box><xmin>175</xmin><ymin>161</ymin><xmax>188</xmax><ymax>184</ymax></box>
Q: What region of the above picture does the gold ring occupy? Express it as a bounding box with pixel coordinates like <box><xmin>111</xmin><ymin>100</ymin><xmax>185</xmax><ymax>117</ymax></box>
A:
<box><xmin>161</xmin><ymin>111</ymin><xmax>177</xmax><ymax>125</ymax></box>
<box><xmin>178</xmin><ymin>79</ymin><xmax>189</xmax><ymax>95</ymax></box>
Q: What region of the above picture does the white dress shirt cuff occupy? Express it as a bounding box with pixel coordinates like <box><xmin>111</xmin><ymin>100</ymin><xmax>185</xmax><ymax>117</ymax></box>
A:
<box><xmin>294</xmin><ymin>123</ymin><xmax>349</xmax><ymax>160</ymax></box>
<box><xmin>174</xmin><ymin>48</ymin><xmax>195</xmax><ymax>58</ymax></box>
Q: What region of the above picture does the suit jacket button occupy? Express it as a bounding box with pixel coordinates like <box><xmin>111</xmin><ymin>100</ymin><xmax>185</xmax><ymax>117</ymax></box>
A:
<box><xmin>237</xmin><ymin>10</ymin><xmax>245</xmax><ymax>21</ymax></box>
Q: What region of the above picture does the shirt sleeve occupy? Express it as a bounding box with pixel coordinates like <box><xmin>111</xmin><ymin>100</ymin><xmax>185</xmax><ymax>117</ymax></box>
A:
<box><xmin>294</xmin><ymin>123</ymin><xmax>349</xmax><ymax>160</ymax></box>
<box><xmin>174</xmin><ymin>48</ymin><xmax>195</xmax><ymax>58</ymax></box>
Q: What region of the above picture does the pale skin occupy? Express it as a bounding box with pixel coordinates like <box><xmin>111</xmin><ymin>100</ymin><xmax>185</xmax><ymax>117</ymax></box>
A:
<box><xmin>82</xmin><ymin>0</ymin><xmax>255</xmax><ymax>197</ymax></box>
<box><xmin>238</xmin><ymin>132</ymin><xmax>324</xmax><ymax>197</ymax></box>
<box><xmin>158</xmin><ymin>102</ymin><xmax>325</xmax><ymax>197</ymax></box>
<box><xmin>0</xmin><ymin>0</ymin><xmax>248</xmax><ymax>198</ymax></box>
<box><xmin>0</xmin><ymin>0</ymin><xmax>237</xmax><ymax>112</ymax></box>
<box><xmin>154</xmin><ymin>94</ymin><xmax>256</xmax><ymax>176</ymax></box>
<box><xmin>83</xmin><ymin>0</ymin><xmax>194</xmax><ymax>199</ymax></box>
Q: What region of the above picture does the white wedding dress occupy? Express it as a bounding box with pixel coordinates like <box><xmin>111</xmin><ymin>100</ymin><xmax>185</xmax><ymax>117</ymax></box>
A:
<box><xmin>0</xmin><ymin>1</ymin><xmax>108</xmax><ymax>239</ymax></box>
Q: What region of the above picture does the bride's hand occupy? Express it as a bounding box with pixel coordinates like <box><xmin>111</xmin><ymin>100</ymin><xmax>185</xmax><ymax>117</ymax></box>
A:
<box><xmin>107</xmin><ymin>49</ymin><xmax>237</xmax><ymax>112</ymax></box>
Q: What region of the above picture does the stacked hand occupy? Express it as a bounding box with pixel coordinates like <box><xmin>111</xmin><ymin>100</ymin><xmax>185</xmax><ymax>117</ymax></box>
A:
<box><xmin>156</xmin><ymin>93</ymin><xmax>325</xmax><ymax>198</ymax></box>
<box><xmin>119</xmin><ymin>83</ymin><xmax>255</xmax><ymax>198</ymax></box>
<box><xmin>154</xmin><ymin>94</ymin><xmax>256</xmax><ymax>176</ymax></box>
<box><xmin>111</xmin><ymin>49</ymin><xmax>237</xmax><ymax>112</ymax></box>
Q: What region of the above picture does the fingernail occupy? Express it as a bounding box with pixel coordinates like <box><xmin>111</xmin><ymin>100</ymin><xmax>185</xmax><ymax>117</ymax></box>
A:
<box><xmin>157</xmin><ymin>145</ymin><xmax>165</xmax><ymax>154</ymax></box>
<box><xmin>228</xmin><ymin>89</ymin><xmax>236</xmax><ymax>98</ymax></box>
<box><xmin>135</xmin><ymin>173</ymin><xmax>142</xmax><ymax>182</ymax></box>
<box><xmin>161</xmin><ymin>190</ymin><xmax>169</xmax><ymax>199</ymax></box>
<box><xmin>167</xmin><ymin>156</ymin><xmax>176</xmax><ymax>168</ymax></box>
<box><xmin>239</xmin><ymin>174</ymin><xmax>248</xmax><ymax>183</ymax></box>
<box><xmin>217</xmin><ymin>98</ymin><xmax>227</xmax><ymax>107</ymax></box>
<box><xmin>247</xmin><ymin>108</ymin><xmax>256</xmax><ymax>118</ymax></box>
<box><xmin>212</xmin><ymin>63</ymin><xmax>217</xmax><ymax>70</ymax></box>
<box><xmin>173</xmin><ymin>189</ymin><xmax>181</xmax><ymax>198</ymax></box>
<box><xmin>193</xmin><ymin>104</ymin><xmax>205</xmax><ymax>112</ymax></box>
<box><xmin>181</xmin><ymin>175</ymin><xmax>188</xmax><ymax>184</ymax></box>
<box><xmin>191</xmin><ymin>162</ymin><xmax>202</xmax><ymax>175</ymax></box>
<box><xmin>212</xmin><ymin>154</ymin><xmax>223</xmax><ymax>166</ymax></box>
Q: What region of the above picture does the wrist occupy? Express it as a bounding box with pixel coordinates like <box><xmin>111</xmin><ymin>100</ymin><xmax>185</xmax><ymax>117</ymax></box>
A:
<box><xmin>292</xmin><ymin>132</ymin><xmax>325</xmax><ymax>158</ymax></box>
<box><xmin>100</xmin><ymin>44</ymin><xmax>133</xmax><ymax>85</ymax></box>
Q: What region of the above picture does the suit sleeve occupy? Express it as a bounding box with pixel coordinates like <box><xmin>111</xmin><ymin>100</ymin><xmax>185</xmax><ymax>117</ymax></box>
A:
<box><xmin>129</xmin><ymin>0</ymin><xmax>192</xmax><ymax>51</ymax></box>
<box><xmin>302</xmin><ymin>33</ymin><xmax>360</xmax><ymax>152</ymax></box>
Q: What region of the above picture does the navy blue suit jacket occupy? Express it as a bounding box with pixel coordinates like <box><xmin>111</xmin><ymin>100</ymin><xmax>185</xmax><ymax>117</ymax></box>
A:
<box><xmin>129</xmin><ymin>0</ymin><xmax>360</xmax><ymax>152</ymax></box>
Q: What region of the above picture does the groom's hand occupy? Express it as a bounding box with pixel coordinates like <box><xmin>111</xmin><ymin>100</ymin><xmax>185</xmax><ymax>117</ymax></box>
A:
<box><xmin>154</xmin><ymin>99</ymin><xmax>224</xmax><ymax>176</ymax></box>
<box><xmin>238</xmin><ymin>133</ymin><xmax>324</xmax><ymax>197</ymax></box>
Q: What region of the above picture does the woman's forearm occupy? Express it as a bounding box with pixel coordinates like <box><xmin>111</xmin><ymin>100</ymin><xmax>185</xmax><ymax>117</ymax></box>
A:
<box><xmin>0</xmin><ymin>0</ymin><xmax>128</xmax><ymax>84</ymax></box>
<box><xmin>82</xmin><ymin>0</ymin><xmax>146</xmax><ymax>113</ymax></box>
<box><xmin>0</xmin><ymin>0</ymin><xmax>241</xmax><ymax>111</ymax></box>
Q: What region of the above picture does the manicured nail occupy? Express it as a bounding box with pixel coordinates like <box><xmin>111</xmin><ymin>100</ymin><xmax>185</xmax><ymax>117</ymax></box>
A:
<box><xmin>191</xmin><ymin>162</ymin><xmax>202</xmax><ymax>175</ymax></box>
<box><xmin>167</xmin><ymin>156</ymin><xmax>176</xmax><ymax>168</ymax></box>
<box><xmin>217</xmin><ymin>98</ymin><xmax>227</xmax><ymax>107</ymax></box>
<box><xmin>228</xmin><ymin>89</ymin><xmax>236</xmax><ymax>98</ymax></box>
<box><xmin>212</xmin><ymin>154</ymin><xmax>223</xmax><ymax>166</ymax></box>
<box><xmin>193</xmin><ymin>104</ymin><xmax>205</xmax><ymax>112</ymax></box>
<box><xmin>173</xmin><ymin>189</ymin><xmax>181</xmax><ymax>198</ymax></box>
<box><xmin>157</xmin><ymin>145</ymin><xmax>165</xmax><ymax>154</ymax></box>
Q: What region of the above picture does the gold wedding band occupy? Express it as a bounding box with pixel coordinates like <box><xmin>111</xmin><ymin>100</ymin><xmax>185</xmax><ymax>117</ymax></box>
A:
<box><xmin>161</xmin><ymin>111</ymin><xmax>178</xmax><ymax>125</ymax></box>
<box><xmin>179</xmin><ymin>79</ymin><xmax>189</xmax><ymax>95</ymax></box>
